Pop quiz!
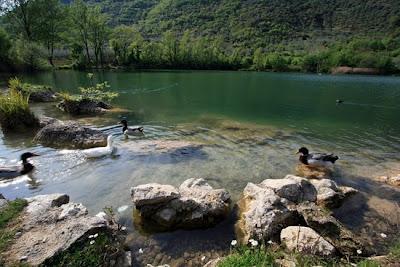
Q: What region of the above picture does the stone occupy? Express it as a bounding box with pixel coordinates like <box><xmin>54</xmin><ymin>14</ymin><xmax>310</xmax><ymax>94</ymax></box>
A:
<box><xmin>203</xmin><ymin>258</ymin><xmax>222</xmax><ymax>267</ymax></box>
<box><xmin>296</xmin><ymin>164</ymin><xmax>332</xmax><ymax>180</ymax></box>
<box><xmin>236</xmin><ymin>182</ymin><xmax>302</xmax><ymax>243</ymax></box>
<box><xmin>0</xmin><ymin>194</ymin><xmax>7</xmax><ymax>210</ymax></box>
<box><xmin>280</xmin><ymin>226</ymin><xmax>336</xmax><ymax>257</ymax></box>
<box><xmin>34</xmin><ymin>120</ymin><xmax>107</xmax><ymax>149</ymax></box>
<box><xmin>131</xmin><ymin>184</ymin><xmax>180</xmax><ymax>206</ymax></box>
<box><xmin>2</xmin><ymin>194</ymin><xmax>108</xmax><ymax>266</ymax></box>
<box><xmin>378</xmin><ymin>174</ymin><xmax>400</xmax><ymax>187</ymax></box>
<box><xmin>309</xmin><ymin>179</ymin><xmax>358</xmax><ymax>209</ymax></box>
<box><xmin>275</xmin><ymin>259</ymin><xmax>296</xmax><ymax>267</ymax></box>
<box><xmin>131</xmin><ymin>178</ymin><xmax>231</xmax><ymax>230</ymax></box>
<box><xmin>260</xmin><ymin>175</ymin><xmax>317</xmax><ymax>203</ymax></box>
<box><xmin>57</xmin><ymin>99</ymin><xmax>112</xmax><ymax>115</ymax></box>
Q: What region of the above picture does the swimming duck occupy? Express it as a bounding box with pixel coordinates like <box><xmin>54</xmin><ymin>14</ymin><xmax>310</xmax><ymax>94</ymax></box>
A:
<box><xmin>336</xmin><ymin>99</ymin><xmax>344</xmax><ymax>104</ymax></box>
<box><xmin>0</xmin><ymin>152</ymin><xmax>39</xmax><ymax>179</ymax></box>
<box><xmin>297</xmin><ymin>147</ymin><xmax>339</xmax><ymax>167</ymax></box>
<box><xmin>82</xmin><ymin>135</ymin><xmax>114</xmax><ymax>158</ymax></box>
<box><xmin>119</xmin><ymin>120</ymin><xmax>144</xmax><ymax>136</ymax></box>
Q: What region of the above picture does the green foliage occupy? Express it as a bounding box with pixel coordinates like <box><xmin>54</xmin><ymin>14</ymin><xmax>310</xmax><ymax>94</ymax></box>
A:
<box><xmin>78</xmin><ymin>82</ymin><xmax>118</xmax><ymax>102</ymax></box>
<box><xmin>0</xmin><ymin>27</ymin><xmax>12</xmax><ymax>65</ymax></box>
<box><xmin>218</xmin><ymin>247</ymin><xmax>275</xmax><ymax>267</ymax></box>
<box><xmin>42</xmin><ymin>232</ymin><xmax>120</xmax><ymax>267</ymax></box>
<box><xmin>0</xmin><ymin>199</ymin><xmax>28</xmax><ymax>253</ymax></box>
<box><xmin>0</xmin><ymin>79</ymin><xmax>39</xmax><ymax>131</ymax></box>
<box><xmin>390</xmin><ymin>239</ymin><xmax>400</xmax><ymax>260</ymax></box>
<box><xmin>9</xmin><ymin>77</ymin><xmax>52</xmax><ymax>95</ymax></box>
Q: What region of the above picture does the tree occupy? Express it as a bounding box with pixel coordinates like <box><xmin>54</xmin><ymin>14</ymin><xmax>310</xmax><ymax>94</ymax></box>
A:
<box><xmin>0</xmin><ymin>27</ymin><xmax>11</xmax><ymax>63</ymax></box>
<box><xmin>69</xmin><ymin>0</ymin><xmax>92</xmax><ymax>64</ymax></box>
<box><xmin>35</xmin><ymin>0</ymin><xmax>66</xmax><ymax>66</ymax></box>
<box><xmin>110</xmin><ymin>25</ymin><xmax>139</xmax><ymax>65</ymax></box>
<box><xmin>253</xmin><ymin>48</ymin><xmax>265</xmax><ymax>70</ymax></box>
<box><xmin>161</xmin><ymin>30</ymin><xmax>178</xmax><ymax>65</ymax></box>
<box><xmin>88</xmin><ymin>6</ymin><xmax>109</xmax><ymax>66</ymax></box>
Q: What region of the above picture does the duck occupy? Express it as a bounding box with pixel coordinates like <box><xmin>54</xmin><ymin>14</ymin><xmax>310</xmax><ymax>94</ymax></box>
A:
<box><xmin>297</xmin><ymin>147</ymin><xmax>339</xmax><ymax>167</ymax></box>
<box><xmin>0</xmin><ymin>152</ymin><xmax>39</xmax><ymax>179</ymax></box>
<box><xmin>336</xmin><ymin>99</ymin><xmax>344</xmax><ymax>104</ymax></box>
<box><xmin>119</xmin><ymin>120</ymin><xmax>144</xmax><ymax>136</ymax></box>
<box><xmin>82</xmin><ymin>135</ymin><xmax>114</xmax><ymax>158</ymax></box>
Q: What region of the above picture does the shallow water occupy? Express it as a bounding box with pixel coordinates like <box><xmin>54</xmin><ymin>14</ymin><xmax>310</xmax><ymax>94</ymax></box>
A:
<box><xmin>1</xmin><ymin>70</ymin><xmax>400</xmax><ymax>266</ymax></box>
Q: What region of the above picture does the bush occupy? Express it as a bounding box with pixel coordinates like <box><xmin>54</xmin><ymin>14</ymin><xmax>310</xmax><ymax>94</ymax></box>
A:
<box><xmin>0</xmin><ymin>81</ymin><xmax>39</xmax><ymax>131</ymax></box>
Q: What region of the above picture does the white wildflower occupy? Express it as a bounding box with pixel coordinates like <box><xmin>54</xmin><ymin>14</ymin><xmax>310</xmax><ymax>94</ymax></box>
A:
<box><xmin>90</xmin><ymin>240</ymin><xmax>95</xmax><ymax>245</ymax></box>
<box><xmin>267</xmin><ymin>240</ymin><xmax>273</xmax><ymax>245</ymax></box>
<box><xmin>357</xmin><ymin>249</ymin><xmax>362</xmax><ymax>255</ymax></box>
<box><xmin>138</xmin><ymin>248</ymin><xmax>144</xmax><ymax>254</ymax></box>
<box><xmin>380</xmin><ymin>233</ymin><xmax>387</xmax><ymax>238</ymax></box>
<box><xmin>250</xmin><ymin>240</ymin><xmax>258</xmax><ymax>247</ymax></box>
<box><xmin>121</xmin><ymin>226</ymin><xmax>127</xmax><ymax>231</ymax></box>
<box><xmin>88</xmin><ymin>235</ymin><xmax>94</xmax><ymax>239</ymax></box>
<box><xmin>93</xmin><ymin>233</ymin><xmax>98</xmax><ymax>238</ymax></box>
<box><xmin>201</xmin><ymin>256</ymin><xmax>206</xmax><ymax>261</ymax></box>
<box><xmin>231</xmin><ymin>240</ymin><xmax>237</xmax><ymax>246</ymax></box>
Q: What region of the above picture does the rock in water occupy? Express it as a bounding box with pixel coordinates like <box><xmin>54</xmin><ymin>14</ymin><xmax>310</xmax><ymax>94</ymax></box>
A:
<box><xmin>2</xmin><ymin>194</ymin><xmax>108</xmax><ymax>265</ymax></box>
<box><xmin>296</xmin><ymin>164</ymin><xmax>332</xmax><ymax>180</ymax></box>
<box><xmin>280</xmin><ymin>226</ymin><xmax>336</xmax><ymax>257</ymax></box>
<box><xmin>57</xmin><ymin>99</ymin><xmax>112</xmax><ymax>115</ymax></box>
<box><xmin>131</xmin><ymin>178</ymin><xmax>231</xmax><ymax>230</ymax></box>
<box><xmin>309</xmin><ymin>179</ymin><xmax>358</xmax><ymax>209</ymax></box>
<box><xmin>34</xmin><ymin>120</ymin><xmax>107</xmax><ymax>149</ymax></box>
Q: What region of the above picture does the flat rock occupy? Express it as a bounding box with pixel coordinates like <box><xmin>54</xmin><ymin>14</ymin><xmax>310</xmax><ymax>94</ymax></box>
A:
<box><xmin>3</xmin><ymin>194</ymin><xmax>108</xmax><ymax>266</ymax></box>
<box><xmin>281</xmin><ymin>226</ymin><xmax>336</xmax><ymax>257</ymax></box>
<box><xmin>131</xmin><ymin>178</ymin><xmax>231</xmax><ymax>230</ymax></box>
<box><xmin>309</xmin><ymin>179</ymin><xmax>358</xmax><ymax>209</ymax></box>
<box><xmin>34</xmin><ymin>120</ymin><xmax>107</xmax><ymax>149</ymax></box>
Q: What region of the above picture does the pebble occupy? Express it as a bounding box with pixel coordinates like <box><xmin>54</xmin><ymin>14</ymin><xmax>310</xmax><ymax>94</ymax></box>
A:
<box><xmin>15</xmin><ymin>232</ymin><xmax>22</xmax><ymax>238</ymax></box>
<box><xmin>19</xmin><ymin>255</ymin><xmax>28</xmax><ymax>261</ymax></box>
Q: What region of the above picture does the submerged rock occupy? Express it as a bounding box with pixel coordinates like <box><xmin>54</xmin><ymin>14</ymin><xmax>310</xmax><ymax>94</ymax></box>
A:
<box><xmin>3</xmin><ymin>194</ymin><xmax>108</xmax><ymax>266</ymax></box>
<box><xmin>131</xmin><ymin>178</ymin><xmax>231</xmax><ymax>230</ymax></box>
<box><xmin>309</xmin><ymin>179</ymin><xmax>358</xmax><ymax>209</ymax></box>
<box><xmin>377</xmin><ymin>174</ymin><xmax>400</xmax><ymax>187</ymax></box>
<box><xmin>296</xmin><ymin>164</ymin><xmax>332</xmax><ymax>180</ymax></box>
<box><xmin>57</xmin><ymin>99</ymin><xmax>112</xmax><ymax>115</ymax></box>
<box><xmin>34</xmin><ymin>120</ymin><xmax>107</xmax><ymax>149</ymax></box>
<box><xmin>280</xmin><ymin>226</ymin><xmax>336</xmax><ymax>257</ymax></box>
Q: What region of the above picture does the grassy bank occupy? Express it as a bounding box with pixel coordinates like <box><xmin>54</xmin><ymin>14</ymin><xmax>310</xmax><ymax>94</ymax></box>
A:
<box><xmin>0</xmin><ymin>199</ymin><xmax>28</xmax><ymax>258</ymax></box>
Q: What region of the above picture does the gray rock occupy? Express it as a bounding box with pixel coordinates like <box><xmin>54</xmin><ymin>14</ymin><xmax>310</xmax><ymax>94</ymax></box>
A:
<box><xmin>281</xmin><ymin>226</ymin><xmax>336</xmax><ymax>257</ymax></box>
<box><xmin>57</xmin><ymin>99</ymin><xmax>112</xmax><ymax>115</ymax></box>
<box><xmin>260</xmin><ymin>175</ymin><xmax>317</xmax><ymax>203</ymax></box>
<box><xmin>236</xmin><ymin>182</ymin><xmax>302</xmax><ymax>243</ymax></box>
<box><xmin>309</xmin><ymin>179</ymin><xmax>358</xmax><ymax>208</ymax></box>
<box><xmin>3</xmin><ymin>194</ymin><xmax>108</xmax><ymax>265</ymax></box>
<box><xmin>131</xmin><ymin>178</ymin><xmax>231</xmax><ymax>230</ymax></box>
<box><xmin>0</xmin><ymin>194</ymin><xmax>7</xmax><ymax>210</ymax></box>
<box><xmin>34</xmin><ymin>120</ymin><xmax>107</xmax><ymax>149</ymax></box>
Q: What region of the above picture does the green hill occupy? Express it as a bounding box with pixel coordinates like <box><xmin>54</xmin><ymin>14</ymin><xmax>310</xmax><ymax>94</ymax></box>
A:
<box><xmin>85</xmin><ymin>0</ymin><xmax>400</xmax><ymax>49</ymax></box>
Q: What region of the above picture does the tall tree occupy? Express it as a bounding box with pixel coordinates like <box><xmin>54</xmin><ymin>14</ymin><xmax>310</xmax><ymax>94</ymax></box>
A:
<box><xmin>88</xmin><ymin>6</ymin><xmax>109</xmax><ymax>66</ymax></box>
<box><xmin>69</xmin><ymin>0</ymin><xmax>92</xmax><ymax>64</ymax></box>
<box><xmin>110</xmin><ymin>25</ymin><xmax>139</xmax><ymax>65</ymax></box>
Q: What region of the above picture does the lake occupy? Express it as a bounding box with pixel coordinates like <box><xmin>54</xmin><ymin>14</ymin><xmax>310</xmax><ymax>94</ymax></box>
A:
<box><xmin>1</xmin><ymin>70</ymin><xmax>400</xmax><ymax>266</ymax></box>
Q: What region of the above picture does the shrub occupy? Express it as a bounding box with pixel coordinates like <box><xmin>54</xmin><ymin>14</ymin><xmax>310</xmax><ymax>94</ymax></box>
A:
<box><xmin>0</xmin><ymin>81</ymin><xmax>39</xmax><ymax>131</ymax></box>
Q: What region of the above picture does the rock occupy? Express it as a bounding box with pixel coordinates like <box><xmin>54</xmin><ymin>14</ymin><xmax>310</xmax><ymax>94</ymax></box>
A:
<box><xmin>28</xmin><ymin>88</ymin><xmax>57</xmax><ymax>102</ymax></box>
<box><xmin>57</xmin><ymin>98</ymin><xmax>112</xmax><ymax>115</ymax></box>
<box><xmin>296</xmin><ymin>203</ymin><xmax>370</xmax><ymax>256</ymax></box>
<box><xmin>34</xmin><ymin>120</ymin><xmax>107</xmax><ymax>149</ymax></box>
<box><xmin>131</xmin><ymin>178</ymin><xmax>231</xmax><ymax>230</ymax></box>
<box><xmin>203</xmin><ymin>257</ymin><xmax>222</xmax><ymax>267</ymax></box>
<box><xmin>260</xmin><ymin>175</ymin><xmax>317</xmax><ymax>203</ymax></box>
<box><xmin>131</xmin><ymin>184</ymin><xmax>179</xmax><ymax>206</ymax></box>
<box><xmin>275</xmin><ymin>259</ymin><xmax>296</xmax><ymax>267</ymax></box>
<box><xmin>280</xmin><ymin>226</ymin><xmax>336</xmax><ymax>257</ymax></box>
<box><xmin>378</xmin><ymin>174</ymin><xmax>400</xmax><ymax>187</ymax></box>
<box><xmin>309</xmin><ymin>179</ymin><xmax>358</xmax><ymax>209</ymax></box>
<box><xmin>236</xmin><ymin>182</ymin><xmax>303</xmax><ymax>243</ymax></box>
<box><xmin>2</xmin><ymin>194</ymin><xmax>109</xmax><ymax>266</ymax></box>
<box><xmin>296</xmin><ymin>164</ymin><xmax>332</xmax><ymax>180</ymax></box>
<box><xmin>0</xmin><ymin>193</ymin><xmax>7</xmax><ymax>210</ymax></box>
<box><xmin>38</xmin><ymin>116</ymin><xmax>61</xmax><ymax>128</ymax></box>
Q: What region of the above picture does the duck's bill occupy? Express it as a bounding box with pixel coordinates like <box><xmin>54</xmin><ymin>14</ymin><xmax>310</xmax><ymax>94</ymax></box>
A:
<box><xmin>295</xmin><ymin>151</ymin><xmax>300</xmax><ymax>154</ymax></box>
<box><xmin>31</xmin><ymin>153</ymin><xmax>40</xmax><ymax>157</ymax></box>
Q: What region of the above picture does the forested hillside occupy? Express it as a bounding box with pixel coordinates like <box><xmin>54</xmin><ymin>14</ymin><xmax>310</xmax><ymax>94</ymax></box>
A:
<box><xmin>82</xmin><ymin>0</ymin><xmax>400</xmax><ymax>48</ymax></box>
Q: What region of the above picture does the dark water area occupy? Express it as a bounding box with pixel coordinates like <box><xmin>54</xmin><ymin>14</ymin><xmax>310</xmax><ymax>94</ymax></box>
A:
<box><xmin>0</xmin><ymin>70</ymin><xmax>400</xmax><ymax>266</ymax></box>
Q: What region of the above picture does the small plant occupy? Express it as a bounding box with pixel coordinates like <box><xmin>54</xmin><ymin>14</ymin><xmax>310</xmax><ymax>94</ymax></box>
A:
<box><xmin>0</xmin><ymin>81</ymin><xmax>39</xmax><ymax>131</ymax></box>
<box><xmin>78</xmin><ymin>81</ymin><xmax>118</xmax><ymax>103</ymax></box>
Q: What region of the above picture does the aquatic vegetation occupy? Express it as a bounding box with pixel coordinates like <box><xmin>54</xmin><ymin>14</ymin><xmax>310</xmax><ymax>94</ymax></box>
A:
<box><xmin>0</xmin><ymin>82</ymin><xmax>39</xmax><ymax>131</ymax></box>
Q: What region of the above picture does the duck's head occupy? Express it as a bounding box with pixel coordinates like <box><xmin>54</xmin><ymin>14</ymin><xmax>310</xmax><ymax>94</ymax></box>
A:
<box><xmin>20</xmin><ymin>152</ymin><xmax>39</xmax><ymax>162</ymax></box>
<box><xmin>297</xmin><ymin>147</ymin><xmax>309</xmax><ymax>155</ymax></box>
<box><xmin>119</xmin><ymin>120</ymin><xmax>128</xmax><ymax>127</ymax></box>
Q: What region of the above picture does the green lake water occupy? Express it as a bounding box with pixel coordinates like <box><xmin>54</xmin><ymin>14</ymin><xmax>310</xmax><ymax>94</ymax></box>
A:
<box><xmin>1</xmin><ymin>70</ymin><xmax>400</xmax><ymax>266</ymax></box>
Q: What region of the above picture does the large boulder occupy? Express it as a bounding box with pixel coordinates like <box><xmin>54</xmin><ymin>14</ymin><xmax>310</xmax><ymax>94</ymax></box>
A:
<box><xmin>309</xmin><ymin>179</ymin><xmax>358</xmax><ymax>209</ymax></box>
<box><xmin>34</xmin><ymin>120</ymin><xmax>107</xmax><ymax>149</ymax></box>
<box><xmin>131</xmin><ymin>178</ymin><xmax>231</xmax><ymax>230</ymax></box>
<box><xmin>28</xmin><ymin>87</ymin><xmax>57</xmax><ymax>102</ymax></box>
<box><xmin>236</xmin><ymin>181</ymin><xmax>304</xmax><ymax>243</ymax></box>
<box><xmin>2</xmin><ymin>194</ymin><xmax>108</xmax><ymax>266</ymax></box>
<box><xmin>280</xmin><ymin>226</ymin><xmax>336</xmax><ymax>257</ymax></box>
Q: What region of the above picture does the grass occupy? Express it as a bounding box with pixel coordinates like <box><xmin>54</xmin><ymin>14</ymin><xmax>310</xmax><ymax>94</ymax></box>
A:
<box><xmin>43</xmin><ymin>232</ymin><xmax>122</xmax><ymax>267</ymax></box>
<box><xmin>0</xmin><ymin>199</ymin><xmax>27</xmax><ymax>254</ymax></box>
<box><xmin>218</xmin><ymin>247</ymin><xmax>276</xmax><ymax>267</ymax></box>
<box><xmin>9</xmin><ymin>77</ymin><xmax>52</xmax><ymax>94</ymax></box>
<box><xmin>0</xmin><ymin>79</ymin><xmax>39</xmax><ymax>131</ymax></box>
<box><xmin>389</xmin><ymin>238</ymin><xmax>400</xmax><ymax>260</ymax></box>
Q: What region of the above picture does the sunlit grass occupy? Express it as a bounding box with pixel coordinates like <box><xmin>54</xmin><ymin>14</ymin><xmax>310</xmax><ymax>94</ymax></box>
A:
<box><xmin>0</xmin><ymin>199</ymin><xmax>27</xmax><ymax>253</ymax></box>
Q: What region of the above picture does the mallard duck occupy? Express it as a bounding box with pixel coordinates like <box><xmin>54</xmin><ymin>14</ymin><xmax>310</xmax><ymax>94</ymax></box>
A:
<box><xmin>0</xmin><ymin>152</ymin><xmax>39</xmax><ymax>179</ymax></box>
<box><xmin>336</xmin><ymin>99</ymin><xmax>344</xmax><ymax>104</ymax></box>
<box><xmin>297</xmin><ymin>147</ymin><xmax>339</xmax><ymax>167</ymax></box>
<box><xmin>119</xmin><ymin>120</ymin><xmax>144</xmax><ymax>136</ymax></box>
<box><xmin>82</xmin><ymin>135</ymin><xmax>114</xmax><ymax>158</ymax></box>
